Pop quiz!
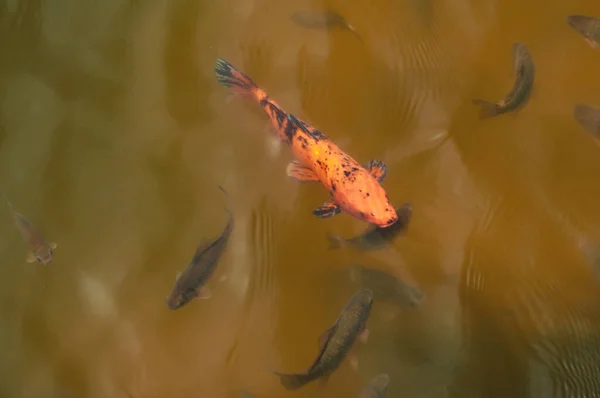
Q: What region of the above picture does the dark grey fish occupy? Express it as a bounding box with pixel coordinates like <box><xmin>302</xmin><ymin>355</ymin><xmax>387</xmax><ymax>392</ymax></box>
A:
<box><xmin>472</xmin><ymin>42</ymin><xmax>534</xmax><ymax>118</ymax></box>
<box><xmin>273</xmin><ymin>289</ymin><xmax>374</xmax><ymax>390</ymax></box>
<box><xmin>574</xmin><ymin>104</ymin><xmax>600</xmax><ymax>137</ymax></box>
<box><xmin>3</xmin><ymin>194</ymin><xmax>56</xmax><ymax>265</ymax></box>
<box><xmin>348</xmin><ymin>263</ymin><xmax>424</xmax><ymax>308</ymax></box>
<box><xmin>567</xmin><ymin>15</ymin><xmax>600</xmax><ymax>48</ymax></box>
<box><xmin>359</xmin><ymin>373</ymin><xmax>390</xmax><ymax>398</ymax></box>
<box><xmin>327</xmin><ymin>203</ymin><xmax>412</xmax><ymax>251</ymax></box>
<box><xmin>291</xmin><ymin>10</ymin><xmax>360</xmax><ymax>38</ymax></box>
<box><xmin>166</xmin><ymin>186</ymin><xmax>233</xmax><ymax>310</ymax></box>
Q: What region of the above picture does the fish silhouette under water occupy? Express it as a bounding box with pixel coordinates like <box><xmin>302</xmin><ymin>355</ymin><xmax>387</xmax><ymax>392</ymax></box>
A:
<box><xmin>291</xmin><ymin>10</ymin><xmax>361</xmax><ymax>39</ymax></box>
<box><xmin>166</xmin><ymin>186</ymin><xmax>233</xmax><ymax>310</ymax></box>
<box><xmin>348</xmin><ymin>263</ymin><xmax>425</xmax><ymax>308</ymax></box>
<box><xmin>327</xmin><ymin>203</ymin><xmax>412</xmax><ymax>251</ymax></box>
<box><xmin>273</xmin><ymin>289</ymin><xmax>373</xmax><ymax>390</ymax></box>
<box><xmin>567</xmin><ymin>15</ymin><xmax>600</xmax><ymax>49</ymax></box>
<box><xmin>472</xmin><ymin>42</ymin><xmax>535</xmax><ymax>118</ymax></box>
<box><xmin>214</xmin><ymin>58</ymin><xmax>398</xmax><ymax>228</ymax></box>
<box><xmin>3</xmin><ymin>194</ymin><xmax>56</xmax><ymax>265</ymax></box>
<box><xmin>573</xmin><ymin>104</ymin><xmax>600</xmax><ymax>138</ymax></box>
<box><xmin>359</xmin><ymin>373</ymin><xmax>390</xmax><ymax>398</ymax></box>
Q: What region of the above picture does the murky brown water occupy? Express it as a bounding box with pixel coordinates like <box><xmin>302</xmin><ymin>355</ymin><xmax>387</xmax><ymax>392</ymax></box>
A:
<box><xmin>3</xmin><ymin>0</ymin><xmax>600</xmax><ymax>397</ymax></box>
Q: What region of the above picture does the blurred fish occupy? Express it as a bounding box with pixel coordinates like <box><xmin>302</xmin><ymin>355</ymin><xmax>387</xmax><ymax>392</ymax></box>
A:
<box><xmin>473</xmin><ymin>42</ymin><xmax>534</xmax><ymax>118</ymax></box>
<box><xmin>273</xmin><ymin>289</ymin><xmax>374</xmax><ymax>390</ymax></box>
<box><xmin>348</xmin><ymin>263</ymin><xmax>424</xmax><ymax>308</ymax></box>
<box><xmin>567</xmin><ymin>15</ymin><xmax>600</xmax><ymax>48</ymax></box>
<box><xmin>327</xmin><ymin>203</ymin><xmax>412</xmax><ymax>251</ymax></box>
<box><xmin>166</xmin><ymin>186</ymin><xmax>233</xmax><ymax>310</ymax></box>
<box><xmin>359</xmin><ymin>373</ymin><xmax>390</xmax><ymax>398</ymax></box>
<box><xmin>3</xmin><ymin>194</ymin><xmax>56</xmax><ymax>265</ymax></box>
<box><xmin>291</xmin><ymin>10</ymin><xmax>360</xmax><ymax>38</ymax></box>
<box><xmin>215</xmin><ymin>58</ymin><xmax>398</xmax><ymax>228</ymax></box>
<box><xmin>573</xmin><ymin>104</ymin><xmax>600</xmax><ymax>137</ymax></box>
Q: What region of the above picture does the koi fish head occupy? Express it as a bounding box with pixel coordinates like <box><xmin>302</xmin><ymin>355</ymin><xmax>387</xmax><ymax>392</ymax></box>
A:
<box><xmin>345</xmin><ymin>178</ymin><xmax>398</xmax><ymax>228</ymax></box>
<box><xmin>166</xmin><ymin>291</ymin><xmax>187</xmax><ymax>310</ymax></box>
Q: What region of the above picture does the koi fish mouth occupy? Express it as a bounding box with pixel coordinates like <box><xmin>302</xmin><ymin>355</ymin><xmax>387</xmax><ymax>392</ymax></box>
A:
<box><xmin>378</xmin><ymin>216</ymin><xmax>398</xmax><ymax>228</ymax></box>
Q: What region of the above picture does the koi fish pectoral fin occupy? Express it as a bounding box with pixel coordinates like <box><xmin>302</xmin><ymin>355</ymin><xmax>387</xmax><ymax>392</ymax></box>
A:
<box><xmin>365</xmin><ymin>160</ymin><xmax>388</xmax><ymax>183</ymax></box>
<box><xmin>50</xmin><ymin>242</ymin><xmax>57</xmax><ymax>250</ymax></box>
<box><xmin>26</xmin><ymin>252</ymin><xmax>36</xmax><ymax>263</ymax></box>
<box><xmin>347</xmin><ymin>353</ymin><xmax>359</xmax><ymax>371</ymax></box>
<box><xmin>196</xmin><ymin>286</ymin><xmax>213</xmax><ymax>300</ymax></box>
<box><xmin>312</xmin><ymin>200</ymin><xmax>341</xmax><ymax>218</ymax></box>
<box><xmin>286</xmin><ymin>161</ymin><xmax>319</xmax><ymax>183</ymax></box>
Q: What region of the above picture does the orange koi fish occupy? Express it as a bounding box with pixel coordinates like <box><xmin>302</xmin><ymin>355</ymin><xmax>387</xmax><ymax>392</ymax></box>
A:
<box><xmin>214</xmin><ymin>58</ymin><xmax>398</xmax><ymax>228</ymax></box>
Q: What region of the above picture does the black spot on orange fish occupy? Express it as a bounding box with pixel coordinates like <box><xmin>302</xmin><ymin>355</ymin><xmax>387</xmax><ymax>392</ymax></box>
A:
<box><xmin>344</xmin><ymin>170</ymin><xmax>351</xmax><ymax>177</ymax></box>
<box><xmin>360</xmin><ymin>211</ymin><xmax>365</xmax><ymax>218</ymax></box>
<box><xmin>366</xmin><ymin>192</ymin><xmax>370</xmax><ymax>197</ymax></box>
<box><xmin>351</xmin><ymin>167</ymin><xmax>359</xmax><ymax>172</ymax></box>
<box><xmin>332</xmin><ymin>183</ymin><xmax>337</xmax><ymax>192</ymax></box>
<box><xmin>274</xmin><ymin>109</ymin><xmax>286</xmax><ymax>127</ymax></box>
<box><xmin>283</xmin><ymin>122</ymin><xmax>296</xmax><ymax>141</ymax></box>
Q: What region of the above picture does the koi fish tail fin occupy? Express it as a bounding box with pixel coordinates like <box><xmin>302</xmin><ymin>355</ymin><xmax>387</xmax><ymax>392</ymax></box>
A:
<box><xmin>215</xmin><ymin>58</ymin><xmax>260</xmax><ymax>100</ymax></box>
<box><xmin>326</xmin><ymin>233</ymin><xmax>344</xmax><ymax>250</ymax></box>
<box><xmin>273</xmin><ymin>371</ymin><xmax>312</xmax><ymax>391</ymax></box>
<box><xmin>472</xmin><ymin>99</ymin><xmax>500</xmax><ymax>119</ymax></box>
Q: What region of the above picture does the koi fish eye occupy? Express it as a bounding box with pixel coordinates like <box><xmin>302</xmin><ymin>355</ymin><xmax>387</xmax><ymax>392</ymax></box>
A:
<box><xmin>371</xmin><ymin>212</ymin><xmax>375</xmax><ymax>217</ymax></box>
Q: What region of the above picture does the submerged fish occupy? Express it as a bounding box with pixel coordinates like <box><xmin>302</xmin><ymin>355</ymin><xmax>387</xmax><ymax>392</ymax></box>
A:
<box><xmin>359</xmin><ymin>373</ymin><xmax>390</xmax><ymax>398</ymax></box>
<box><xmin>166</xmin><ymin>186</ymin><xmax>233</xmax><ymax>310</ymax></box>
<box><xmin>567</xmin><ymin>15</ymin><xmax>600</xmax><ymax>48</ymax></box>
<box><xmin>273</xmin><ymin>289</ymin><xmax>373</xmax><ymax>390</ymax></box>
<box><xmin>472</xmin><ymin>42</ymin><xmax>535</xmax><ymax>118</ymax></box>
<box><xmin>327</xmin><ymin>203</ymin><xmax>412</xmax><ymax>251</ymax></box>
<box><xmin>348</xmin><ymin>263</ymin><xmax>424</xmax><ymax>308</ymax></box>
<box><xmin>3</xmin><ymin>194</ymin><xmax>56</xmax><ymax>265</ymax></box>
<box><xmin>291</xmin><ymin>10</ymin><xmax>360</xmax><ymax>38</ymax></box>
<box><xmin>215</xmin><ymin>58</ymin><xmax>398</xmax><ymax>228</ymax></box>
<box><xmin>573</xmin><ymin>104</ymin><xmax>600</xmax><ymax>137</ymax></box>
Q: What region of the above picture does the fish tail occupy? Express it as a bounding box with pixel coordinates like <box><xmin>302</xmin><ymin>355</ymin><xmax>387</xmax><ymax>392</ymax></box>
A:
<box><xmin>215</xmin><ymin>58</ymin><xmax>261</xmax><ymax>100</ymax></box>
<box><xmin>273</xmin><ymin>371</ymin><xmax>312</xmax><ymax>391</ymax></box>
<box><xmin>326</xmin><ymin>233</ymin><xmax>343</xmax><ymax>250</ymax></box>
<box><xmin>472</xmin><ymin>99</ymin><xmax>500</xmax><ymax>118</ymax></box>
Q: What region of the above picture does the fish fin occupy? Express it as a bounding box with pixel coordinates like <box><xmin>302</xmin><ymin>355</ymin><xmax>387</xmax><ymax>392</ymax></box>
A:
<box><xmin>196</xmin><ymin>286</ymin><xmax>212</xmax><ymax>299</ymax></box>
<box><xmin>317</xmin><ymin>374</ymin><xmax>330</xmax><ymax>388</ymax></box>
<box><xmin>218</xmin><ymin>275</ymin><xmax>228</xmax><ymax>283</ymax></box>
<box><xmin>347</xmin><ymin>353</ymin><xmax>359</xmax><ymax>371</ymax></box>
<box><xmin>215</xmin><ymin>58</ymin><xmax>259</xmax><ymax>99</ymax></box>
<box><xmin>472</xmin><ymin>99</ymin><xmax>500</xmax><ymax>119</ymax></box>
<box><xmin>585</xmin><ymin>37</ymin><xmax>600</xmax><ymax>49</ymax></box>
<box><xmin>26</xmin><ymin>252</ymin><xmax>36</xmax><ymax>263</ymax></box>
<box><xmin>318</xmin><ymin>325</ymin><xmax>336</xmax><ymax>351</ymax></box>
<box><xmin>359</xmin><ymin>328</ymin><xmax>370</xmax><ymax>344</ymax></box>
<box><xmin>175</xmin><ymin>272</ymin><xmax>182</xmax><ymax>281</ymax></box>
<box><xmin>326</xmin><ymin>233</ymin><xmax>344</xmax><ymax>249</ymax></box>
<box><xmin>286</xmin><ymin>113</ymin><xmax>325</xmax><ymax>141</ymax></box>
<box><xmin>365</xmin><ymin>159</ymin><xmax>388</xmax><ymax>183</ymax></box>
<box><xmin>265</xmin><ymin>133</ymin><xmax>282</xmax><ymax>159</ymax></box>
<box><xmin>273</xmin><ymin>371</ymin><xmax>311</xmax><ymax>391</ymax></box>
<box><xmin>50</xmin><ymin>242</ymin><xmax>57</xmax><ymax>249</ymax></box>
<box><xmin>313</xmin><ymin>199</ymin><xmax>341</xmax><ymax>219</ymax></box>
<box><xmin>286</xmin><ymin>161</ymin><xmax>319</xmax><ymax>183</ymax></box>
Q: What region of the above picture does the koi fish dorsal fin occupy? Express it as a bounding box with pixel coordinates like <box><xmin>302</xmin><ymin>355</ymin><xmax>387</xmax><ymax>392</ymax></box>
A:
<box><xmin>286</xmin><ymin>161</ymin><xmax>319</xmax><ymax>183</ymax></box>
<box><xmin>313</xmin><ymin>199</ymin><xmax>341</xmax><ymax>219</ymax></box>
<box><xmin>365</xmin><ymin>160</ymin><xmax>388</xmax><ymax>183</ymax></box>
<box><xmin>287</xmin><ymin>114</ymin><xmax>326</xmax><ymax>141</ymax></box>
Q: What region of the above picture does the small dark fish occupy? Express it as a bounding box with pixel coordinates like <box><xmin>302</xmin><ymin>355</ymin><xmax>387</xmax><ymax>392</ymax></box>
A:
<box><xmin>473</xmin><ymin>42</ymin><xmax>535</xmax><ymax>118</ymax></box>
<box><xmin>327</xmin><ymin>203</ymin><xmax>412</xmax><ymax>251</ymax></box>
<box><xmin>291</xmin><ymin>10</ymin><xmax>360</xmax><ymax>38</ymax></box>
<box><xmin>359</xmin><ymin>373</ymin><xmax>390</xmax><ymax>398</ymax></box>
<box><xmin>166</xmin><ymin>186</ymin><xmax>233</xmax><ymax>310</ymax></box>
<box><xmin>273</xmin><ymin>289</ymin><xmax>374</xmax><ymax>390</ymax></box>
<box><xmin>3</xmin><ymin>194</ymin><xmax>56</xmax><ymax>265</ymax></box>
<box><xmin>574</xmin><ymin>104</ymin><xmax>600</xmax><ymax>137</ymax></box>
<box><xmin>348</xmin><ymin>263</ymin><xmax>424</xmax><ymax>308</ymax></box>
<box><xmin>567</xmin><ymin>15</ymin><xmax>600</xmax><ymax>48</ymax></box>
